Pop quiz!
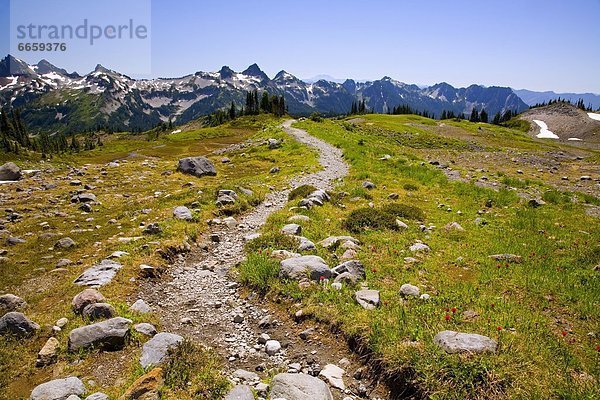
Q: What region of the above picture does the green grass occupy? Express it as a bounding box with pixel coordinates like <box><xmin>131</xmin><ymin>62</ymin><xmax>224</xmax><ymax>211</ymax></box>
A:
<box><xmin>240</xmin><ymin>116</ymin><xmax>600</xmax><ymax>399</ymax></box>
<box><xmin>238</xmin><ymin>253</ymin><xmax>281</xmax><ymax>292</ymax></box>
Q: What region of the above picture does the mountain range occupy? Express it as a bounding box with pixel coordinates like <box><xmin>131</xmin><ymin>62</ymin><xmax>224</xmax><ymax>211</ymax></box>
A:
<box><xmin>1</xmin><ymin>54</ymin><xmax>531</xmax><ymax>134</ymax></box>
<box><xmin>513</xmin><ymin>89</ymin><xmax>600</xmax><ymax>110</ymax></box>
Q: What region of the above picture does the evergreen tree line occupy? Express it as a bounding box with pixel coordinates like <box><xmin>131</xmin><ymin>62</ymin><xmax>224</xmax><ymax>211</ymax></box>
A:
<box><xmin>244</xmin><ymin>90</ymin><xmax>286</xmax><ymax>117</ymax></box>
<box><xmin>469</xmin><ymin>107</ymin><xmax>489</xmax><ymax>123</ymax></box>
<box><xmin>389</xmin><ymin>104</ymin><xmax>434</xmax><ymax>119</ymax></box>
<box><xmin>1</xmin><ymin>105</ymin><xmax>103</xmax><ymax>156</ymax></box>
<box><xmin>530</xmin><ymin>97</ymin><xmax>596</xmax><ymax>111</ymax></box>
<box><xmin>349</xmin><ymin>99</ymin><xmax>370</xmax><ymax>115</ymax></box>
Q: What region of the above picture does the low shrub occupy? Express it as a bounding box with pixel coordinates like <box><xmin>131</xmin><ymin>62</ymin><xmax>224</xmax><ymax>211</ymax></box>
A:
<box><xmin>288</xmin><ymin>184</ymin><xmax>317</xmax><ymax>201</ymax></box>
<box><xmin>344</xmin><ymin>207</ymin><xmax>399</xmax><ymax>233</ymax></box>
<box><xmin>238</xmin><ymin>252</ymin><xmax>281</xmax><ymax>291</ymax></box>
<box><xmin>380</xmin><ymin>203</ymin><xmax>425</xmax><ymax>221</ymax></box>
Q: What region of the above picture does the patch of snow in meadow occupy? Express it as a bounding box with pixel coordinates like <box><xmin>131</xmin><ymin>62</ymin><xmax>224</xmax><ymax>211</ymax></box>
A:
<box><xmin>171</xmin><ymin>129</ymin><xmax>182</xmax><ymax>134</ymax></box>
<box><xmin>533</xmin><ymin>119</ymin><xmax>559</xmax><ymax>139</ymax></box>
<box><xmin>567</xmin><ymin>138</ymin><xmax>582</xmax><ymax>141</ymax></box>
<box><xmin>587</xmin><ymin>112</ymin><xmax>600</xmax><ymax>121</ymax></box>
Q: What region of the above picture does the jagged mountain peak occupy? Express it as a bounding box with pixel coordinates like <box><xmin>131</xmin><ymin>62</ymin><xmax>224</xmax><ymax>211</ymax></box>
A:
<box><xmin>242</xmin><ymin>63</ymin><xmax>269</xmax><ymax>81</ymax></box>
<box><xmin>218</xmin><ymin>66</ymin><xmax>235</xmax><ymax>79</ymax></box>
<box><xmin>0</xmin><ymin>54</ymin><xmax>35</xmax><ymax>77</ymax></box>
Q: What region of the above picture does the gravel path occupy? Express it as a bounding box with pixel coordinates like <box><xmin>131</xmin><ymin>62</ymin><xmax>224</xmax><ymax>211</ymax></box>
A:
<box><xmin>138</xmin><ymin>121</ymin><xmax>381</xmax><ymax>398</ymax></box>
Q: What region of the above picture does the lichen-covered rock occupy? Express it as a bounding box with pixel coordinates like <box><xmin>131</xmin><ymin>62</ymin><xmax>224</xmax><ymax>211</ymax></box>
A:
<box><xmin>177</xmin><ymin>156</ymin><xmax>216</xmax><ymax>178</ymax></box>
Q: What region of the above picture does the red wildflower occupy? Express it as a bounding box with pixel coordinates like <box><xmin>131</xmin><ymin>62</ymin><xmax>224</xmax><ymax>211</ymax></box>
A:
<box><xmin>444</xmin><ymin>307</ymin><xmax>450</xmax><ymax>312</ymax></box>
<box><xmin>451</xmin><ymin>307</ymin><xmax>457</xmax><ymax>313</ymax></box>
<box><xmin>490</xmin><ymin>303</ymin><xmax>495</xmax><ymax>309</ymax></box>
<box><xmin>319</xmin><ymin>276</ymin><xmax>325</xmax><ymax>281</ymax></box>
<box><xmin>445</xmin><ymin>314</ymin><xmax>451</xmax><ymax>321</ymax></box>
<box><xmin>371</xmin><ymin>268</ymin><xmax>377</xmax><ymax>273</ymax></box>
<box><xmin>496</xmin><ymin>264</ymin><xmax>501</xmax><ymax>269</ymax></box>
<box><xmin>596</xmin><ymin>345</ymin><xmax>600</xmax><ymax>352</ymax></box>
<box><xmin>383</xmin><ymin>300</ymin><xmax>389</xmax><ymax>306</ymax></box>
<box><xmin>561</xmin><ymin>331</ymin><xmax>568</xmax><ymax>337</ymax></box>
<box><xmin>497</xmin><ymin>326</ymin><xmax>503</xmax><ymax>331</ymax></box>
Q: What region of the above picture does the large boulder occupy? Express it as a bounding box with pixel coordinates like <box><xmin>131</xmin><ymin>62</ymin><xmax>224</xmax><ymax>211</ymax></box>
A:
<box><xmin>177</xmin><ymin>157</ymin><xmax>216</xmax><ymax>178</ymax></box>
<box><xmin>173</xmin><ymin>206</ymin><xmax>193</xmax><ymax>221</ymax></box>
<box><xmin>0</xmin><ymin>162</ymin><xmax>22</xmax><ymax>181</ymax></box>
<box><xmin>0</xmin><ymin>311</ymin><xmax>40</xmax><ymax>336</ymax></box>
<box><xmin>434</xmin><ymin>330</ymin><xmax>497</xmax><ymax>354</ymax></box>
<box><xmin>269</xmin><ymin>373</ymin><xmax>333</xmax><ymax>400</ymax></box>
<box><xmin>0</xmin><ymin>293</ymin><xmax>27</xmax><ymax>315</ymax></box>
<box><xmin>280</xmin><ymin>255</ymin><xmax>331</xmax><ymax>281</ymax></box>
<box><xmin>73</xmin><ymin>259</ymin><xmax>123</xmax><ymax>287</ymax></box>
<box><xmin>139</xmin><ymin>332</ymin><xmax>183</xmax><ymax>368</ymax></box>
<box><xmin>68</xmin><ymin>317</ymin><xmax>132</xmax><ymax>352</ymax></box>
<box><xmin>30</xmin><ymin>376</ymin><xmax>86</xmax><ymax>400</ymax></box>
<box><xmin>331</xmin><ymin>260</ymin><xmax>365</xmax><ymax>281</ymax></box>
<box><xmin>72</xmin><ymin>289</ymin><xmax>106</xmax><ymax>314</ymax></box>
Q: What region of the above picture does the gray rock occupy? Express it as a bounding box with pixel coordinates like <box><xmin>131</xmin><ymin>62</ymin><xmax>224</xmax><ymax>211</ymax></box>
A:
<box><xmin>280</xmin><ymin>255</ymin><xmax>331</xmax><ymax>281</ymax></box>
<box><xmin>30</xmin><ymin>377</ymin><xmax>86</xmax><ymax>400</ymax></box>
<box><xmin>68</xmin><ymin>317</ymin><xmax>132</xmax><ymax>352</ymax></box>
<box><xmin>85</xmin><ymin>393</ymin><xmax>108</xmax><ymax>400</ymax></box>
<box><xmin>265</xmin><ymin>339</ymin><xmax>281</xmax><ymax>355</ymax></box>
<box><xmin>288</xmin><ymin>215</ymin><xmax>310</xmax><ymax>223</ymax></box>
<box><xmin>134</xmin><ymin>323</ymin><xmax>157</xmax><ymax>337</ymax></box>
<box><xmin>268</xmin><ymin>138</ymin><xmax>282</xmax><ymax>149</ymax></box>
<box><xmin>216</xmin><ymin>194</ymin><xmax>236</xmax><ymax>206</ymax></box>
<box><xmin>0</xmin><ymin>312</ymin><xmax>40</xmax><ymax>336</ymax></box>
<box><xmin>55</xmin><ymin>237</ymin><xmax>77</xmax><ymax>249</ymax></box>
<box><xmin>296</xmin><ymin>236</ymin><xmax>316</xmax><ymax>251</ymax></box>
<box><xmin>225</xmin><ymin>385</ymin><xmax>254</xmax><ymax>400</ymax></box>
<box><xmin>362</xmin><ymin>181</ymin><xmax>375</xmax><ymax>189</ymax></box>
<box><xmin>409</xmin><ymin>243</ymin><xmax>430</xmax><ymax>252</ymax></box>
<box><xmin>270</xmin><ymin>166</ymin><xmax>280</xmax><ymax>174</ymax></box>
<box><xmin>72</xmin><ymin>289</ymin><xmax>105</xmax><ymax>314</ymax></box>
<box><xmin>82</xmin><ymin>303</ymin><xmax>115</xmax><ymax>320</ymax></box>
<box><xmin>270</xmin><ymin>373</ymin><xmax>333</xmax><ymax>400</ymax></box>
<box><xmin>354</xmin><ymin>290</ymin><xmax>380</xmax><ymax>310</ymax></box>
<box><xmin>6</xmin><ymin>236</ymin><xmax>26</xmax><ymax>245</ymax></box>
<box><xmin>0</xmin><ymin>293</ymin><xmax>27</xmax><ymax>315</ymax></box>
<box><xmin>232</xmin><ymin>369</ymin><xmax>259</xmax><ymax>382</ymax></box>
<box><xmin>399</xmin><ymin>284</ymin><xmax>420</xmax><ymax>297</ymax></box>
<box><xmin>445</xmin><ymin>222</ymin><xmax>465</xmax><ymax>231</ymax></box>
<box><xmin>130</xmin><ymin>299</ymin><xmax>151</xmax><ymax>314</ymax></box>
<box><xmin>331</xmin><ymin>260</ymin><xmax>365</xmax><ymax>280</ymax></box>
<box><xmin>139</xmin><ymin>332</ymin><xmax>183</xmax><ymax>368</ymax></box>
<box><xmin>395</xmin><ymin>219</ymin><xmax>408</xmax><ymax>229</ymax></box>
<box><xmin>143</xmin><ymin>223</ymin><xmax>162</xmax><ymax>235</ymax></box>
<box><xmin>56</xmin><ymin>259</ymin><xmax>73</xmax><ymax>267</ymax></box>
<box><xmin>319</xmin><ymin>364</ymin><xmax>345</xmax><ymax>390</ymax></box>
<box><xmin>173</xmin><ymin>206</ymin><xmax>193</xmax><ymax>221</ymax></box>
<box><xmin>319</xmin><ymin>236</ymin><xmax>359</xmax><ymax>249</ymax></box>
<box><xmin>71</xmin><ymin>193</ymin><xmax>97</xmax><ymax>203</ymax></box>
<box><xmin>177</xmin><ymin>156</ymin><xmax>217</xmax><ymax>178</ymax></box>
<box><xmin>281</xmin><ymin>223</ymin><xmax>302</xmax><ymax>235</ymax></box>
<box><xmin>73</xmin><ymin>259</ymin><xmax>123</xmax><ymax>287</ymax></box>
<box><xmin>0</xmin><ymin>162</ymin><xmax>22</xmax><ymax>181</ymax></box>
<box><xmin>434</xmin><ymin>330</ymin><xmax>497</xmax><ymax>354</ymax></box>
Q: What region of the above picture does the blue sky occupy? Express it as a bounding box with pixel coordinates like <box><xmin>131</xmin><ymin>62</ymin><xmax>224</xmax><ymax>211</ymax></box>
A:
<box><xmin>1</xmin><ymin>0</ymin><xmax>599</xmax><ymax>93</ymax></box>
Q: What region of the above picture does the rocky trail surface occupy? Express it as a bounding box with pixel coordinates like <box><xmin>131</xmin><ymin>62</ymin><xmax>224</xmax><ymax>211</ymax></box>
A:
<box><xmin>139</xmin><ymin>121</ymin><xmax>387</xmax><ymax>398</ymax></box>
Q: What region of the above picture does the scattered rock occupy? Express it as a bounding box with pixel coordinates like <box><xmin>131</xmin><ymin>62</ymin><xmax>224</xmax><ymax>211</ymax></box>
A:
<box><xmin>265</xmin><ymin>339</ymin><xmax>282</xmax><ymax>355</ymax></box>
<box><xmin>55</xmin><ymin>237</ymin><xmax>77</xmax><ymax>249</ymax></box>
<box><xmin>139</xmin><ymin>332</ymin><xmax>183</xmax><ymax>368</ymax></box>
<box><xmin>224</xmin><ymin>385</ymin><xmax>254</xmax><ymax>400</ymax></box>
<box><xmin>296</xmin><ymin>236</ymin><xmax>316</xmax><ymax>251</ymax></box>
<box><xmin>0</xmin><ymin>311</ymin><xmax>40</xmax><ymax>336</ymax></box>
<box><xmin>82</xmin><ymin>303</ymin><xmax>115</xmax><ymax>321</ymax></box>
<box><xmin>71</xmin><ymin>193</ymin><xmax>97</xmax><ymax>203</ymax></box>
<box><xmin>445</xmin><ymin>222</ymin><xmax>464</xmax><ymax>231</ymax></box>
<box><xmin>143</xmin><ymin>223</ymin><xmax>162</xmax><ymax>235</ymax></box>
<box><xmin>395</xmin><ymin>219</ymin><xmax>408</xmax><ymax>229</ymax></box>
<box><xmin>270</xmin><ymin>166</ymin><xmax>280</xmax><ymax>174</ymax></box>
<box><xmin>319</xmin><ymin>364</ymin><xmax>345</xmax><ymax>390</ymax></box>
<box><xmin>268</xmin><ymin>138</ymin><xmax>282</xmax><ymax>149</ymax></box>
<box><xmin>30</xmin><ymin>377</ymin><xmax>86</xmax><ymax>400</ymax></box>
<box><xmin>288</xmin><ymin>215</ymin><xmax>310</xmax><ymax>223</ymax></box>
<box><xmin>36</xmin><ymin>337</ymin><xmax>60</xmax><ymax>367</ymax></box>
<box><xmin>232</xmin><ymin>369</ymin><xmax>259</xmax><ymax>382</ymax></box>
<box><xmin>177</xmin><ymin>156</ymin><xmax>217</xmax><ymax>178</ymax></box>
<box><xmin>130</xmin><ymin>299</ymin><xmax>151</xmax><ymax>314</ymax></box>
<box><xmin>319</xmin><ymin>236</ymin><xmax>359</xmax><ymax>249</ymax></box>
<box><xmin>354</xmin><ymin>290</ymin><xmax>380</xmax><ymax>310</ymax></box>
<box><xmin>281</xmin><ymin>223</ymin><xmax>302</xmax><ymax>235</ymax></box>
<box><xmin>270</xmin><ymin>373</ymin><xmax>333</xmax><ymax>400</ymax></box>
<box><xmin>173</xmin><ymin>206</ymin><xmax>193</xmax><ymax>221</ymax></box>
<box><xmin>332</xmin><ymin>260</ymin><xmax>365</xmax><ymax>281</ymax></box>
<box><xmin>121</xmin><ymin>367</ymin><xmax>163</xmax><ymax>400</ymax></box>
<box><xmin>86</xmin><ymin>393</ymin><xmax>108</xmax><ymax>400</ymax></box>
<box><xmin>134</xmin><ymin>323</ymin><xmax>157</xmax><ymax>337</ymax></box>
<box><xmin>72</xmin><ymin>289</ymin><xmax>106</xmax><ymax>314</ymax></box>
<box><xmin>409</xmin><ymin>243</ymin><xmax>430</xmax><ymax>252</ymax></box>
<box><xmin>68</xmin><ymin>317</ymin><xmax>132</xmax><ymax>352</ymax></box>
<box><xmin>434</xmin><ymin>330</ymin><xmax>497</xmax><ymax>354</ymax></box>
<box><xmin>0</xmin><ymin>162</ymin><xmax>22</xmax><ymax>181</ymax></box>
<box><xmin>73</xmin><ymin>259</ymin><xmax>123</xmax><ymax>287</ymax></box>
<box><xmin>399</xmin><ymin>283</ymin><xmax>420</xmax><ymax>297</ymax></box>
<box><xmin>362</xmin><ymin>181</ymin><xmax>375</xmax><ymax>189</ymax></box>
<box><xmin>280</xmin><ymin>255</ymin><xmax>331</xmax><ymax>281</ymax></box>
<box><xmin>0</xmin><ymin>293</ymin><xmax>27</xmax><ymax>315</ymax></box>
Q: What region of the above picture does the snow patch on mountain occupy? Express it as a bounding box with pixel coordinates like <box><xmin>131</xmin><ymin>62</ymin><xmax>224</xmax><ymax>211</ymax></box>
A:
<box><xmin>533</xmin><ymin>119</ymin><xmax>559</xmax><ymax>139</ymax></box>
